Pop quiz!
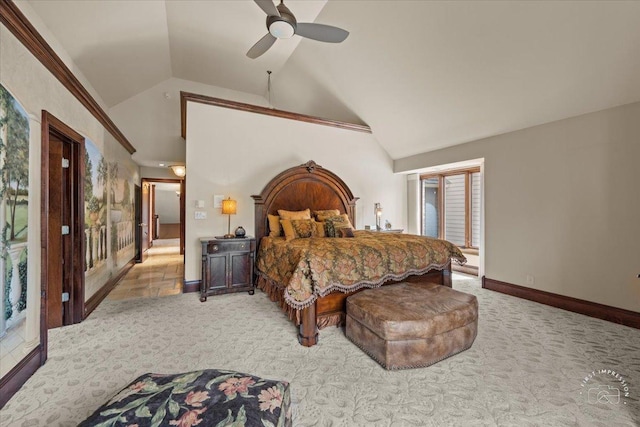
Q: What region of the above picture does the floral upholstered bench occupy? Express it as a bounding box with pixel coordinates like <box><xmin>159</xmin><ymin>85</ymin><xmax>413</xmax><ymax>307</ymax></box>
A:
<box><xmin>78</xmin><ymin>369</ymin><xmax>291</xmax><ymax>426</ymax></box>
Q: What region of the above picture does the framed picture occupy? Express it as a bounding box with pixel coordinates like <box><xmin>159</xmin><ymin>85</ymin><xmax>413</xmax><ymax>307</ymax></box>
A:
<box><xmin>213</xmin><ymin>195</ymin><xmax>224</xmax><ymax>208</ymax></box>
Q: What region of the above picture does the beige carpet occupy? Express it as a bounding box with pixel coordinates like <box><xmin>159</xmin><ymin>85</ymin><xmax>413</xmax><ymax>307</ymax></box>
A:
<box><xmin>1</xmin><ymin>278</ymin><xmax>639</xmax><ymax>426</ymax></box>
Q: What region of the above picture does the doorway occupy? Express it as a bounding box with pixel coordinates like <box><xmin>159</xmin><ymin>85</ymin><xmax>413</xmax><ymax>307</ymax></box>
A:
<box><xmin>137</xmin><ymin>178</ymin><xmax>185</xmax><ymax>262</ymax></box>
<box><xmin>41</xmin><ymin>112</ymin><xmax>85</xmax><ymax>344</ymax></box>
<box><xmin>418</xmin><ymin>160</ymin><xmax>485</xmax><ymax>278</ymax></box>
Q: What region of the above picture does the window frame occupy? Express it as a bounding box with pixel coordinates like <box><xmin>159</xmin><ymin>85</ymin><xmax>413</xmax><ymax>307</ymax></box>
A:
<box><xmin>420</xmin><ymin>167</ymin><xmax>481</xmax><ymax>249</ymax></box>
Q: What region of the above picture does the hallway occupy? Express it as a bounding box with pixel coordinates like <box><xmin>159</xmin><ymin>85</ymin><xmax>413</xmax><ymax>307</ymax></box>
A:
<box><xmin>106</xmin><ymin>239</ymin><xmax>183</xmax><ymax>301</ymax></box>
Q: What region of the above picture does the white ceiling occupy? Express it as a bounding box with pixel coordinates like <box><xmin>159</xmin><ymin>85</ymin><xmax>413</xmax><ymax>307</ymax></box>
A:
<box><xmin>23</xmin><ymin>1</ymin><xmax>640</xmax><ymax>162</ymax></box>
<box><xmin>27</xmin><ymin>0</ymin><xmax>326</xmax><ymax>107</ymax></box>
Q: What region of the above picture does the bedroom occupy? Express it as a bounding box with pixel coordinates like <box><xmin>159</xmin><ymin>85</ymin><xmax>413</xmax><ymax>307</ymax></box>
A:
<box><xmin>1</xmin><ymin>0</ymin><xmax>639</xmax><ymax>425</ymax></box>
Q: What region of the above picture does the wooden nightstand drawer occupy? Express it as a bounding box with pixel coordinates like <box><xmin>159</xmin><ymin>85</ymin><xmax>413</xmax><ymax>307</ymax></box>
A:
<box><xmin>212</xmin><ymin>240</ymin><xmax>251</xmax><ymax>252</ymax></box>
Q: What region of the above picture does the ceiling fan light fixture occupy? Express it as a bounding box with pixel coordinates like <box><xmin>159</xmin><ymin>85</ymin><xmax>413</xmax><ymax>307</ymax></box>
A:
<box><xmin>248</xmin><ymin>0</ymin><xmax>347</xmax><ymax>59</ymax></box>
<box><xmin>269</xmin><ymin>20</ymin><xmax>295</xmax><ymax>39</ymax></box>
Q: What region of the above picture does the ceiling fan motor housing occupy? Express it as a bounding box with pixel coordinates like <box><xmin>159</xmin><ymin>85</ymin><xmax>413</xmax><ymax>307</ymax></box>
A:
<box><xmin>267</xmin><ymin>3</ymin><xmax>297</xmax><ymax>38</ymax></box>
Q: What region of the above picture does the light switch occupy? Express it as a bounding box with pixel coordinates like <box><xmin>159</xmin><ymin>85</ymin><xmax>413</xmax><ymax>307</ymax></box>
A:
<box><xmin>194</xmin><ymin>211</ymin><xmax>207</xmax><ymax>220</ymax></box>
<box><xmin>195</xmin><ymin>200</ymin><xmax>205</xmax><ymax>208</ymax></box>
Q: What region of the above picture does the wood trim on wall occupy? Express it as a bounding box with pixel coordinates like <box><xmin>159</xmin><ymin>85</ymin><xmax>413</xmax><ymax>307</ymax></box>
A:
<box><xmin>420</xmin><ymin>166</ymin><xmax>481</xmax><ymax>180</ymax></box>
<box><xmin>0</xmin><ymin>0</ymin><xmax>136</xmax><ymax>154</ymax></box>
<box><xmin>482</xmin><ymin>277</ymin><xmax>640</xmax><ymax>329</ymax></box>
<box><xmin>180</xmin><ymin>91</ymin><xmax>372</xmax><ymax>139</ymax></box>
<box><xmin>0</xmin><ymin>346</ymin><xmax>41</xmax><ymax>409</ymax></box>
<box><xmin>84</xmin><ymin>259</ymin><xmax>135</xmax><ymax>317</ymax></box>
<box><xmin>183</xmin><ymin>280</ymin><xmax>200</xmax><ymax>294</ymax></box>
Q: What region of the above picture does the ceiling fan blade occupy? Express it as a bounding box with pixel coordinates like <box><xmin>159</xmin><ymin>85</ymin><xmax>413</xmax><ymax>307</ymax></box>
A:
<box><xmin>247</xmin><ymin>33</ymin><xmax>277</xmax><ymax>59</ymax></box>
<box><xmin>296</xmin><ymin>23</ymin><xmax>349</xmax><ymax>43</ymax></box>
<box><xmin>254</xmin><ymin>0</ymin><xmax>280</xmax><ymax>17</ymax></box>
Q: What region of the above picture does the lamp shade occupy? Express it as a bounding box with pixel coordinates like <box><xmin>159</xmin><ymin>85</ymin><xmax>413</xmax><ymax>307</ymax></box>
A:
<box><xmin>221</xmin><ymin>198</ymin><xmax>237</xmax><ymax>215</ymax></box>
<box><xmin>169</xmin><ymin>165</ymin><xmax>186</xmax><ymax>178</ymax></box>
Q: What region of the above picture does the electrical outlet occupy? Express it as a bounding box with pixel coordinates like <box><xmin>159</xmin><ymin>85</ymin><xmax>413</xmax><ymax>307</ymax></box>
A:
<box><xmin>526</xmin><ymin>275</ymin><xmax>535</xmax><ymax>286</ymax></box>
<box><xmin>194</xmin><ymin>211</ymin><xmax>206</xmax><ymax>220</ymax></box>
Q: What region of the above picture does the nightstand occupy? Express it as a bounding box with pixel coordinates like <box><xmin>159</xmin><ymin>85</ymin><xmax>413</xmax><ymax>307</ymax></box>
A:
<box><xmin>200</xmin><ymin>236</ymin><xmax>256</xmax><ymax>302</ymax></box>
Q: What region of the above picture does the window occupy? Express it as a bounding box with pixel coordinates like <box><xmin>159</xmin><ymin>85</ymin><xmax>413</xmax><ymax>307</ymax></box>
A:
<box><xmin>420</xmin><ymin>168</ymin><xmax>481</xmax><ymax>249</ymax></box>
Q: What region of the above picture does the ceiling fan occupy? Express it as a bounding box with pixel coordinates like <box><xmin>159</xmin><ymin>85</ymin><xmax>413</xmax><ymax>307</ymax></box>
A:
<box><xmin>247</xmin><ymin>0</ymin><xmax>349</xmax><ymax>59</ymax></box>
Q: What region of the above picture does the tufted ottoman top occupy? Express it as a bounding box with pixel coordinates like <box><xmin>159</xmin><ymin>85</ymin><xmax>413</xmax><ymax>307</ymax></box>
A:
<box><xmin>346</xmin><ymin>282</ymin><xmax>478</xmax><ymax>341</ymax></box>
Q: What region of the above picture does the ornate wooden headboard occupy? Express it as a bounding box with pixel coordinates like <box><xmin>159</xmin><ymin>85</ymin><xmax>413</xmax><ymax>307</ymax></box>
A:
<box><xmin>251</xmin><ymin>160</ymin><xmax>359</xmax><ymax>241</ymax></box>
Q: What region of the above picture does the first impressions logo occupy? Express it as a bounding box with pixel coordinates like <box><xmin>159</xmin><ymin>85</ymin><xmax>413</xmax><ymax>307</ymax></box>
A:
<box><xmin>580</xmin><ymin>368</ymin><xmax>631</xmax><ymax>405</ymax></box>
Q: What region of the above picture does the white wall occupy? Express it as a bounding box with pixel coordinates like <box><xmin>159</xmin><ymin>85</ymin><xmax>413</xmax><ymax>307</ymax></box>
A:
<box><xmin>395</xmin><ymin>101</ymin><xmax>640</xmax><ymax>312</ymax></box>
<box><xmin>109</xmin><ymin>77</ymin><xmax>269</xmax><ymax>167</ymax></box>
<box><xmin>155</xmin><ymin>188</ymin><xmax>180</xmax><ymax>224</ymax></box>
<box><xmin>184</xmin><ymin>102</ymin><xmax>405</xmax><ymax>281</ymax></box>
<box><xmin>406</xmin><ymin>174</ymin><xmax>420</xmax><ymax>235</ymax></box>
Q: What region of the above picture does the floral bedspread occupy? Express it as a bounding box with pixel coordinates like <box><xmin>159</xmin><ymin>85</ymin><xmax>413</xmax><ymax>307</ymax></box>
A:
<box><xmin>256</xmin><ymin>231</ymin><xmax>466</xmax><ymax>309</ymax></box>
<box><xmin>78</xmin><ymin>369</ymin><xmax>291</xmax><ymax>427</ymax></box>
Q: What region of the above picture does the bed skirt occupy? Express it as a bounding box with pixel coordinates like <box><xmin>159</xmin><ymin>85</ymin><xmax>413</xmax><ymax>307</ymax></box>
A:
<box><xmin>257</xmin><ymin>273</ymin><xmax>303</xmax><ymax>326</ymax></box>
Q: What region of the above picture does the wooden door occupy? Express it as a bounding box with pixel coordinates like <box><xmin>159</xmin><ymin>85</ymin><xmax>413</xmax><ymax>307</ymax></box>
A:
<box><xmin>140</xmin><ymin>181</ymin><xmax>150</xmax><ymax>262</ymax></box>
<box><xmin>46</xmin><ymin>134</ymin><xmax>64</xmax><ymax>328</ymax></box>
<box><xmin>41</xmin><ymin>112</ymin><xmax>85</xmax><ymax>329</ymax></box>
<box><xmin>134</xmin><ymin>184</ymin><xmax>142</xmax><ymax>262</ymax></box>
<box><xmin>149</xmin><ymin>184</ymin><xmax>155</xmax><ymax>247</ymax></box>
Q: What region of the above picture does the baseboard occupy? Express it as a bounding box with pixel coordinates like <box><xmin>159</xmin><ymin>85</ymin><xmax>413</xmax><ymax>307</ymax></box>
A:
<box><xmin>183</xmin><ymin>280</ymin><xmax>200</xmax><ymax>293</ymax></box>
<box><xmin>453</xmin><ymin>264</ymin><xmax>478</xmax><ymax>276</ymax></box>
<box><xmin>482</xmin><ymin>277</ymin><xmax>640</xmax><ymax>329</ymax></box>
<box><xmin>84</xmin><ymin>259</ymin><xmax>135</xmax><ymax>317</ymax></box>
<box><xmin>0</xmin><ymin>346</ymin><xmax>42</xmax><ymax>409</ymax></box>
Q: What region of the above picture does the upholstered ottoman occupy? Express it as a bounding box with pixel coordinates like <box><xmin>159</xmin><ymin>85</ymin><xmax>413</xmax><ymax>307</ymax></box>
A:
<box><xmin>78</xmin><ymin>369</ymin><xmax>291</xmax><ymax>426</ymax></box>
<box><xmin>346</xmin><ymin>282</ymin><xmax>478</xmax><ymax>369</ymax></box>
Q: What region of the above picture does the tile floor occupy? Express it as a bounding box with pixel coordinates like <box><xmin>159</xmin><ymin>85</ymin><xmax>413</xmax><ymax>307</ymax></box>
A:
<box><xmin>106</xmin><ymin>239</ymin><xmax>184</xmax><ymax>301</ymax></box>
<box><xmin>0</xmin><ymin>319</ymin><xmax>26</xmax><ymax>378</ymax></box>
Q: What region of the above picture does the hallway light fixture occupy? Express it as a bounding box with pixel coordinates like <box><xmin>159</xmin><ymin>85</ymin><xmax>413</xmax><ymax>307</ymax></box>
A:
<box><xmin>221</xmin><ymin>197</ymin><xmax>237</xmax><ymax>239</ymax></box>
<box><xmin>169</xmin><ymin>165</ymin><xmax>186</xmax><ymax>178</ymax></box>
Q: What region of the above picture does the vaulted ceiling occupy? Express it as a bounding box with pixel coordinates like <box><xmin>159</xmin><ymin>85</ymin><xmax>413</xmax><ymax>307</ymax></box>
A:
<box><xmin>23</xmin><ymin>1</ymin><xmax>640</xmax><ymax>163</ymax></box>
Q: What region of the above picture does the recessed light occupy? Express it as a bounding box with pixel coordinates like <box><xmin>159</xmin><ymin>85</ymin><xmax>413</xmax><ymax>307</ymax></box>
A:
<box><xmin>159</xmin><ymin>163</ymin><xmax>165</xmax><ymax>167</ymax></box>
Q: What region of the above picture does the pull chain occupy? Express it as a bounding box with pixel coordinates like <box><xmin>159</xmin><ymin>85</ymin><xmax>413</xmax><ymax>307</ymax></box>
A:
<box><xmin>267</xmin><ymin>70</ymin><xmax>272</xmax><ymax>108</ymax></box>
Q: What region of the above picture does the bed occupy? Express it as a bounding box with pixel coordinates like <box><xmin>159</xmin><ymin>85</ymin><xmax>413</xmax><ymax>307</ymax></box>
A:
<box><xmin>252</xmin><ymin>160</ymin><xmax>466</xmax><ymax>347</ymax></box>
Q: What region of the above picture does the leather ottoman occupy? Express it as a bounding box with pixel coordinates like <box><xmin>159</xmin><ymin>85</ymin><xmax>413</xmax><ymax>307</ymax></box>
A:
<box><xmin>345</xmin><ymin>282</ymin><xmax>478</xmax><ymax>369</ymax></box>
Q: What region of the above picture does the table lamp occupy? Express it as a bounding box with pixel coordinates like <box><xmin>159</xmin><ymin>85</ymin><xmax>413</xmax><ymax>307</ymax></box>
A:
<box><xmin>374</xmin><ymin>202</ymin><xmax>383</xmax><ymax>231</ymax></box>
<box><xmin>221</xmin><ymin>197</ymin><xmax>237</xmax><ymax>238</ymax></box>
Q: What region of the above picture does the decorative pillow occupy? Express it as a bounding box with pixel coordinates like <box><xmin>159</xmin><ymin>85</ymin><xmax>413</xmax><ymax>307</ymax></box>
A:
<box><xmin>337</xmin><ymin>227</ymin><xmax>355</xmax><ymax>238</ymax></box>
<box><xmin>314</xmin><ymin>209</ymin><xmax>341</xmax><ymax>222</ymax></box>
<box><xmin>314</xmin><ymin>221</ymin><xmax>326</xmax><ymax>237</ymax></box>
<box><xmin>324</xmin><ymin>214</ymin><xmax>354</xmax><ymax>238</ymax></box>
<box><xmin>78</xmin><ymin>369</ymin><xmax>292</xmax><ymax>427</ymax></box>
<box><xmin>280</xmin><ymin>219</ymin><xmax>319</xmax><ymax>241</ymax></box>
<box><xmin>268</xmin><ymin>214</ymin><xmax>282</xmax><ymax>237</ymax></box>
<box><xmin>277</xmin><ymin>208</ymin><xmax>311</xmax><ymax>220</ymax></box>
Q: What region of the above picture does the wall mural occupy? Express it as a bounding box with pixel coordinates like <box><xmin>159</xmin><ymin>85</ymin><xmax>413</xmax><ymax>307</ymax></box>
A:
<box><xmin>110</xmin><ymin>160</ymin><xmax>134</xmax><ymax>270</ymax></box>
<box><xmin>0</xmin><ymin>84</ymin><xmax>29</xmax><ymax>336</ymax></box>
<box><xmin>84</xmin><ymin>139</ymin><xmax>108</xmax><ymax>291</ymax></box>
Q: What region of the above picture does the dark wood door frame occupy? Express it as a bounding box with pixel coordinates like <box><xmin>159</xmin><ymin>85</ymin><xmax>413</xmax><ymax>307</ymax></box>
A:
<box><xmin>140</xmin><ymin>177</ymin><xmax>185</xmax><ymax>255</ymax></box>
<box><xmin>134</xmin><ymin>184</ymin><xmax>142</xmax><ymax>262</ymax></box>
<box><xmin>150</xmin><ymin>183</ymin><xmax>156</xmax><ymax>247</ymax></box>
<box><xmin>41</xmin><ymin>111</ymin><xmax>85</xmax><ymax>362</ymax></box>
